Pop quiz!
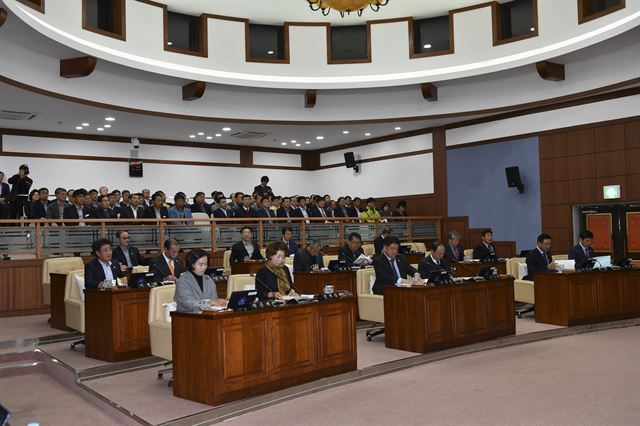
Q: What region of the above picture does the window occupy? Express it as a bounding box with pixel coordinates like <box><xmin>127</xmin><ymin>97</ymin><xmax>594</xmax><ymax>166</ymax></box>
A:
<box><xmin>247</xmin><ymin>24</ymin><xmax>288</xmax><ymax>63</ymax></box>
<box><xmin>166</xmin><ymin>11</ymin><xmax>204</xmax><ymax>55</ymax></box>
<box><xmin>328</xmin><ymin>25</ymin><xmax>370</xmax><ymax>63</ymax></box>
<box><xmin>83</xmin><ymin>0</ymin><xmax>125</xmax><ymax>40</ymax></box>
<box><xmin>17</xmin><ymin>0</ymin><xmax>44</xmax><ymax>13</ymax></box>
<box><xmin>578</xmin><ymin>0</ymin><xmax>625</xmax><ymax>24</ymax></box>
<box><xmin>411</xmin><ymin>15</ymin><xmax>453</xmax><ymax>58</ymax></box>
<box><xmin>493</xmin><ymin>0</ymin><xmax>537</xmax><ymax>45</ymax></box>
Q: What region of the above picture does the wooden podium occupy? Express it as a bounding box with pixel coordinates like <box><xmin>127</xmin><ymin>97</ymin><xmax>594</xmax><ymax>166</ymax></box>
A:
<box><xmin>293</xmin><ymin>271</ymin><xmax>357</xmax><ymax>294</ymax></box>
<box><xmin>50</xmin><ymin>273</ymin><xmax>73</xmax><ymax>331</ymax></box>
<box><xmin>452</xmin><ymin>260</ymin><xmax>507</xmax><ymax>277</ymax></box>
<box><xmin>230</xmin><ymin>261</ymin><xmax>265</xmax><ymax>275</ymax></box>
<box><xmin>534</xmin><ymin>269</ymin><xmax>640</xmax><ymax>326</ymax></box>
<box><xmin>84</xmin><ymin>288</ymin><xmax>151</xmax><ymax>362</ymax></box>
<box><xmin>384</xmin><ymin>278</ymin><xmax>515</xmax><ymax>353</ymax></box>
<box><xmin>171</xmin><ymin>297</ymin><xmax>357</xmax><ymax>406</ymax></box>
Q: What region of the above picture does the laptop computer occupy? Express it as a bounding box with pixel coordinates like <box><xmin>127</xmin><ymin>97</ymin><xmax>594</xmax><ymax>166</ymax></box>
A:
<box><xmin>129</xmin><ymin>272</ymin><xmax>155</xmax><ymax>288</ymax></box>
<box><xmin>593</xmin><ymin>255</ymin><xmax>612</xmax><ymax>268</ymax></box>
<box><xmin>328</xmin><ymin>259</ymin><xmax>348</xmax><ymax>271</ymax></box>
<box><xmin>227</xmin><ymin>290</ymin><xmax>259</xmax><ymax>311</ymax></box>
<box><xmin>205</xmin><ymin>267</ymin><xmax>225</xmax><ymax>280</ymax></box>
<box><xmin>427</xmin><ymin>269</ymin><xmax>450</xmax><ymax>285</ymax></box>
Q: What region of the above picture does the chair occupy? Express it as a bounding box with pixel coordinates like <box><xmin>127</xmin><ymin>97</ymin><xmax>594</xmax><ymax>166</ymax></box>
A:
<box><xmin>148</xmin><ymin>285</ymin><xmax>176</xmax><ymax>386</ymax></box>
<box><xmin>42</xmin><ymin>257</ymin><xmax>84</xmax><ymax>306</ymax></box>
<box><xmin>506</xmin><ymin>257</ymin><xmax>535</xmax><ymax>318</ymax></box>
<box><xmin>191</xmin><ymin>212</ymin><xmax>210</xmax><ymax>225</ymax></box>
<box><xmin>362</xmin><ymin>244</ymin><xmax>375</xmax><ymax>256</ymax></box>
<box><xmin>463</xmin><ymin>249</ymin><xmax>474</xmax><ymax>259</ymax></box>
<box><xmin>552</xmin><ymin>254</ymin><xmax>568</xmax><ymax>261</ymax></box>
<box><xmin>131</xmin><ymin>265</ymin><xmax>149</xmax><ymax>273</ymax></box>
<box><xmin>227</xmin><ymin>274</ymin><xmax>256</xmax><ymax>293</ymax></box>
<box><xmin>223</xmin><ymin>250</ymin><xmax>232</xmax><ymax>274</ymax></box>
<box><xmin>356</xmin><ymin>268</ymin><xmax>385</xmax><ymax>341</ymax></box>
<box><xmin>407</xmin><ymin>242</ymin><xmax>427</xmax><ymax>253</ymax></box>
<box><xmin>63</xmin><ymin>269</ymin><xmax>86</xmax><ymax>349</ymax></box>
<box><xmin>323</xmin><ymin>254</ymin><xmax>338</xmax><ymax>267</ymax></box>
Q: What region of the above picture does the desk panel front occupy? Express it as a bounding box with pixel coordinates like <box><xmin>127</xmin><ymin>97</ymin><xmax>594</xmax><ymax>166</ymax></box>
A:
<box><xmin>171</xmin><ymin>297</ymin><xmax>357</xmax><ymax>406</ymax></box>
<box><xmin>293</xmin><ymin>271</ymin><xmax>357</xmax><ymax>295</ymax></box>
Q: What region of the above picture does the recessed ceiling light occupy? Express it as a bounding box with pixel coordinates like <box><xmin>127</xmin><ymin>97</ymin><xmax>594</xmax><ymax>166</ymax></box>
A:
<box><xmin>316</xmin><ymin>136</ymin><xmax>324</xmax><ymax>140</ymax></box>
<box><xmin>423</xmin><ymin>43</ymin><xmax>432</xmax><ymax>49</ymax></box>
<box><xmin>530</xmin><ymin>27</ymin><xmax>535</xmax><ymax>31</ymax></box>
<box><xmin>305</xmin><ymin>141</ymin><xmax>311</xmax><ymax>144</ymax></box>
<box><xmin>97</xmin><ymin>128</ymin><xmax>104</xmax><ymax>131</ymax></box>
<box><xmin>365</xmin><ymin>132</ymin><xmax>371</xmax><ymax>136</ymax></box>
<box><xmin>75</xmin><ymin>126</ymin><xmax>83</xmax><ymax>130</ymax></box>
<box><xmin>342</xmin><ymin>130</ymin><xmax>349</xmax><ymax>134</ymax></box>
<box><xmin>291</xmin><ymin>140</ymin><xmax>296</xmax><ymax>143</ymax></box>
<box><xmin>222</xmin><ymin>127</ymin><xmax>231</xmax><ymax>132</ymax></box>
<box><xmin>189</xmin><ymin>135</ymin><xmax>196</xmax><ymax>138</ymax></box>
<box><xmin>267</xmin><ymin>50</ymin><xmax>274</xmax><ymax>55</ymax></box>
<box><xmin>206</xmin><ymin>136</ymin><xmax>213</xmax><ymax>140</ymax></box>
<box><xmin>103</xmin><ymin>124</ymin><xmax>111</xmax><ymax>128</ymax></box>
<box><xmin>105</xmin><ymin>117</ymin><xmax>115</xmax><ymax>122</ymax></box>
<box><xmin>82</xmin><ymin>123</ymin><xmax>89</xmax><ymax>127</ymax></box>
<box><xmin>197</xmin><ymin>132</ymin><xmax>204</xmax><ymax>136</ymax></box>
<box><xmin>281</xmin><ymin>142</ymin><xmax>287</xmax><ymax>146</ymax></box>
<box><xmin>394</xmin><ymin>127</ymin><xmax>402</xmax><ymax>130</ymax></box>
<box><xmin>167</xmin><ymin>41</ymin><xmax>173</xmax><ymax>46</ymax></box>
<box><xmin>295</xmin><ymin>143</ymin><xmax>301</xmax><ymax>147</ymax></box>
<box><xmin>215</xmin><ymin>133</ymin><xmax>222</xmax><ymax>137</ymax></box>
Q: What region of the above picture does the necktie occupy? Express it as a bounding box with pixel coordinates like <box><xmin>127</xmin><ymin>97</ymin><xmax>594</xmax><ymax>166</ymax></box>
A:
<box><xmin>584</xmin><ymin>247</ymin><xmax>588</xmax><ymax>256</ymax></box>
<box><xmin>321</xmin><ymin>209</ymin><xmax>326</xmax><ymax>218</ymax></box>
<box><xmin>542</xmin><ymin>251</ymin><xmax>549</xmax><ymax>265</ymax></box>
<box><xmin>390</xmin><ymin>259</ymin><xmax>399</xmax><ymax>280</ymax></box>
<box><xmin>167</xmin><ymin>258</ymin><xmax>175</xmax><ymax>275</ymax></box>
<box><xmin>453</xmin><ymin>247</ymin><xmax>459</xmax><ymax>259</ymax></box>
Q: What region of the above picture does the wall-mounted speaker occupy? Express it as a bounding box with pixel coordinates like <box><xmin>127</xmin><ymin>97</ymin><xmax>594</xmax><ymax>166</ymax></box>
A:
<box><xmin>505</xmin><ymin>166</ymin><xmax>524</xmax><ymax>193</ymax></box>
<box><xmin>344</xmin><ymin>152</ymin><xmax>359</xmax><ymax>173</ymax></box>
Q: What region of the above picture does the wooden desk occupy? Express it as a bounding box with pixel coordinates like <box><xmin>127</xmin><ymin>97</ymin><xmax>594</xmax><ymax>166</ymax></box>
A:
<box><xmin>50</xmin><ymin>273</ymin><xmax>73</xmax><ymax>331</ymax></box>
<box><xmin>171</xmin><ymin>296</ymin><xmax>357</xmax><ymax>406</ymax></box>
<box><xmin>230</xmin><ymin>261</ymin><xmax>265</xmax><ymax>275</ymax></box>
<box><xmin>384</xmin><ymin>278</ymin><xmax>515</xmax><ymax>353</ymax></box>
<box><xmin>534</xmin><ymin>269</ymin><xmax>640</xmax><ymax>326</ymax></box>
<box><xmin>84</xmin><ymin>288</ymin><xmax>151</xmax><ymax>362</ymax></box>
<box><xmin>215</xmin><ymin>278</ymin><xmax>228</xmax><ymax>299</ymax></box>
<box><xmin>452</xmin><ymin>260</ymin><xmax>507</xmax><ymax>277</ymax></box>
<box><xmin>404</xmin><ymin>253</ymin><xmax>426</xmax><ymax>265</ymax></box>
<box><xmin>293</xmin><ymin>271</ymin><xmax>357</xmax><ymax>294</ymax></box>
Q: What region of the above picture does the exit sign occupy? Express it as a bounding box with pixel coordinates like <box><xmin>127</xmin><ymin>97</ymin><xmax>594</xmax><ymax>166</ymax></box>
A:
<box><xmin>603</xmin><ymin>185</ymin><xmax>621</xmax><ymax>200</ymax></box>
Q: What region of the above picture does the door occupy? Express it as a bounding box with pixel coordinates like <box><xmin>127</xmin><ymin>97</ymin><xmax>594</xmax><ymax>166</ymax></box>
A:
<box><xmin>578</xmin><ymin>204</ymin><xmax>640</xmax><ymax>261</ymax></box>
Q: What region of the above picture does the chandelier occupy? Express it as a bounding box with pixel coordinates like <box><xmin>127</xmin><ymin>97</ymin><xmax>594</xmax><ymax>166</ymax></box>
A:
<box><xmin>307</xmin><ymin>0</ymin><xmax>390</xmax><ymax>17</ymax></box>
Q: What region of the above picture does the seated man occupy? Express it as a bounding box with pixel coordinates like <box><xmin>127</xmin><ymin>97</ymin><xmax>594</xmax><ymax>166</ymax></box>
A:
<box><xmin>149</xmin><ymin>238</ymin><xmax>184</xmax><ymax>282</ymax></box>
<box><xmin>568</xmin><ymin>230</ymin><xmax>594</xmax><ymax>269</ymax></box>
<box><xmin>338</xmin><ymin>232</ymin><xmax>365</xmax><ymax>264</ymax></box>
<box><xmin>90</xmin><ymin>194</ymin><xmax>114</xmax><ymax>219</ymax></box>
<box><xmin>120</xmin><ymin>192</ymin><xmax>145</xmax><ymax>221</ymax></box>
<box><xmin>418</xmin><ymin>241</ymin><xmax>448</xmax><ymax>278</ymax></box>
<box><xmin>212</xmin><ymin>195</ymin><xmax>231</xmax><ymax>218</ymax></box>
<box><xmin>524</xmin><ymin>233</ymin><xmax>556</xmax><ymax>280</ymax></box>
<box><xmin>189</xmin><ymin>191</ymin><xmax>211</xmax><ymax>216</ymax></box>
<box><xmin>144</xmin><ymin>192</ymin><xmax>169</xmax><ymax>220</ymax></box>
<box><xmin>444</xmin><ymin>230</ymin><xmax>465</xmax><ymax>263</ymax></box>
<box><xmin>168</xmin><ymin>192</ymin><xmax>194</xmax><ymax>224</ymax></box>
<box><xmin>281</xmin><ymin>227</ymin><xmax>297</xmax><ymax>255</ymax></box>
<box><xmin>374</xmin><ymin>227</ymin><xmax>392</xmax><ymax>255</ymax></box>
<box><xmin>234</xmin><ymin>194</ymin><xmax>256</xmax><ymax>219</ymax></box>
<box><xmin>372</xmin><ymin>236</ymin><xmax>420</xmax><ymax>295</ymax></box>
<box><xmin>473</xmin><ymin>229</ymin><xmax>497</xmax><ymax>260</ymax></box>
<box><xmin>107</xmin><ymin>192</ymin><xmax>122</xmax><ymax>218</ymax></box>
<box><xmin>112</xmin><ymin>230</ymin><xmax>146</xmax><ymax>268</ymax></box>
<box><xmin>230</xmin><ymin>226</ymin><xmax>264</xmax><ymax>262</ymax></box>
<box><xmin>256</xmin><ymin>196</ymin><xmax>275</xmax><ymax>219</ymax></box>
<box><xmin>85</xmin><ymin>238</ymin><xmax>127</xmax><ymax>289</ymax></box>
<box><xmin>62</xmin><ymin>188</ymin><xmax>92</xmax><ymax>226</ymax></box>
<box><xmin>293</xmin><ymin>240</ymin><xmax>324</xmax><ymax>272</ymax></box>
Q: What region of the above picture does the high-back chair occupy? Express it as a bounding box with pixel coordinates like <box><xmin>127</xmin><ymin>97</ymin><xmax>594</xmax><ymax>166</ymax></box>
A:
<box><xmin>463</xmin><ymin>249</ymin><xmax>474</xmax><ymax>259</ymax></box>
<box><xmin>148</xmin><ymin>284</ymin><xmax>176</xmax><ymax>386</ymax></box>
<box><xmin>42</xmin><ymin>257</ymin><xmax>84</xmax><ymax>306</ymax></box>
<box><xmin>356</xmin><ymin>268</ymin><xmax>385</xmax><ymax>341</ymax></box>
<box><xmin>223</xmin><ymin>250</ymin><xmax>232</xmax><ymax>274</ymax></box>
<box><xmin>323</xmin><ymin>254</ymin><xmax>338</xmax><ymax>267</ymax></box>
<box><xmin>506</xmin><ymin>257</ymin><xmax>535</xmax><ymax>318</ymax></box>
<box><xmin>227</xmin><ymin>274</ymin><xmax>256</xmax><ymax>293</ymax></box>
<box><xmin>407</xmin><ymin>242</ymin><xmax>427</xmax><ymax>253</ymax></box>
<box><xmin>63</xmin><ymin>269</ymin><xmax>86</xmax><ymax>349</ymax></box>
<box><xmin>362</xmin><ymin>244</ymin><xmax>375</xmax><ymax>256</ymax></box>
<box><xmin>191</xmin><ymin>212</ymin><xmax>210</xmax><ymax>225</ymax></box>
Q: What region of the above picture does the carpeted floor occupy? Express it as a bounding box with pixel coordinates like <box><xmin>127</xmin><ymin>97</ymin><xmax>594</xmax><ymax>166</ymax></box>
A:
<box><xmin>0</xmin><ymin>314</ymin><xmax>60</xmax><ymax>342</ymax></box>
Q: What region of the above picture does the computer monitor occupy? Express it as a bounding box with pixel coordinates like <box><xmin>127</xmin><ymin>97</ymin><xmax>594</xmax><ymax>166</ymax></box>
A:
<box><xmin>227</xmin><ymin>290</ymin><xmax>259</xmax><ymax>311</ymax></box>
<box><xmin>593</xmin><ymin>255</ymin><xmax>612</xmax><ymax>268</ymax></box>
<box><xmin>205</xmin><ymin>267</ymin><xmax>225</xmax><ymax>280</ymax></box>
<box><xmin>328</xmin><ymin>259</ymin><xmax>348</xmax><ymax>271</ymax></box>
<box><xmin>427</xmin><ymin>269</ymin><xmax>450</xmax><ymax>285</ymax></box>
<box><xmin>129</xmin><ymin>272</ymin><xmax>155</xmax><ymax>288</ymax></box>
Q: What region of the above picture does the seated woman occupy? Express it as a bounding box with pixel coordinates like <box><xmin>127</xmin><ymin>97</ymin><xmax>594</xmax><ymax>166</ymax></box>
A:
<box><xmin>255</xmin><ymin>241</ymin><xmax>299</xmax><ymax>300</ymax></box>
<box><xmin>174</xmin><ymin>248</ymin><xmax>226</xmax><ymax>312</ymax></box>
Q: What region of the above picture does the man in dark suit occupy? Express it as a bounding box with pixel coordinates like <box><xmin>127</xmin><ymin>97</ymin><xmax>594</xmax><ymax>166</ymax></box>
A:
<box><xmin>524</xmin><ymin>233</ymin><xmax>556</xmax><ymax>280</ymax></box>
<box><xmin>418</xmin><ymin>241</ymin><xmax>449</xmax><ymax>278</ymax></box>
<box><xmin>144</xmin><ymin>192</ymin><xmax>169</xmax><ymax>221</ymax></box>
<box><xmin>112</xmin><ymin>230</ymin><xmax>146</xmax><ymax>268</ymax></box>
<box><xmin>90</xmin><ymin>195</ymin><xmax>115</xmax><ymax>219</ymax></box>
<box><xmin>63</xmin><ymin>188</ymin><xmax>92</xmax><ymax>226</ymax></box>
<box><xmin>85</xmin><ymin>238</ymin><xmax>127</xmax><ymax>289</ymax></box>
<box><xmin>308</xmin><ymin>198</ymin><xmax>329</xmax><ymax>220</ymax></box>
<box><xmin>277</xmin><ymin>197</ymin><xmax>292</xmax><ymax>218</ymax></box>
<box><xmin>149</xmin><ymin>238</ymin><xmax>184</xmax><ymax>282</ymax></box>
<box><xmin>333</xmin><ymin>197</ymin><xmax>348</xmax><ymax>218</ymax></box>
<box><xmin>107</xmin><ymin>192</ymin><xmax>123</xmax><ymax>218</ymax></box>
<box><xmin>212</xmin><ymin>196</ymin><xmax>232</xmax><ymax>219</ymax></box>
<box><xmin>0</xmin><ymin>171</ymin><xmax>10</xmax><ymax>219</ymax></box>
<box><xmin>288</xmin><ymin>196</ymin><xmax>304</xmax><ymax>218</ymax></box>
<box><xmin>120</xmin><ymin>192</ymin><xmax>145</xmax><ymax>221</ymax></box>
<box><xmin>256</xmin><ymin>197</ymin><xmax>275</xmax><ymax>220</ymax></box>
<box><xmin>189</xmin><ymin>191</ymin><xmax>211</xmax><ymax>216</ymax></box>
<box><xmin>46</xmin><ymin>187</ymin><xmax>70</xmax><ymax>221</ymax></box>
<box><xmin>473</xmin><ymin>229</ymin><xmax>497</xmax><ymax>260</ymax></box>
<box><xmin>568</xmin><ymin>230</ymin><xmax>595</xmax><ymax>269</ymax></box>
<box><xmin>7</xmin><ymin>164</ymin><xmax>33</xmax><ymax>219</ymax></box>
<box><xmin>374</xmin><ymin>227</ymin><xmax>393</xmax><ymax>255</ymax></box>
<box><xmin>338</xmin><ymin>232</ymin><xmax>365</xmax><ymax>264</ymax></box>
<box><xmin>281</xmin><ymin>227</ymin><xmax>297</xmax><ymax>255</ymax></box>
<box><xmin>444</xmin><ymin>230</ymin><xmax>465</xmax><ymax>263</ymax></box>
<box><xmin>253</xmin><ymin>176</ymin><xmax>272</xmax><ymax>198</ymax></box>
<box><xmin>293</xmin><ymin>240</ymin><xmax>324</xmax><ymax>272</ymax></box>
<box><xmin>230</xmin><ymin>226</ymin><xmax>264</xmax><ymax>262</ymax></box>
<box><xmin>372</xmin><ymin>236</ymin><xmax>420</xmax><ymax>295</ymax></box>
<box><xmin>234</xmin><ymin>194</ymin><xmax>257</xmax><ymax>220</ymax></box>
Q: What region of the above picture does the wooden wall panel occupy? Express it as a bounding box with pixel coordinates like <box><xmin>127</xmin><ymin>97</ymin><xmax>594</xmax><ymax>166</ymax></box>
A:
<box><xmin>625</xmin><ymin>122</ymin><xmax>640</xmax><ymax>148</ymax></box>
<box><xmin>539</xmin><ymin>133</ymin><xmax>568</xmax><ymax>159</ymax></box>
<box><xmin>372</xmin><ymin>194</ymin><xmax>435</xmax><ymax>217</ymax></box>
<box><xmin>540</xmin><ymin>157</ymin><xmax>569</xmax><ymax>182</ymax></box>
<box><xmin>443</xmin><ymin>216</ymin><xmax>469</xmax><ymax>247</ymax></box>
<box><xmin>567</xmin><ymin>154</ymin><xmax>596</xmax><ymax>179</ymax></box>
<box><xmin>568</xmin><ymin>179</ymin><xmax>597</xmax><ymax>204</ymax></box>
<box><xmin>567</xmin><ymin>128</ymin><xmax>595</xmax><ymax>155</ymax></box>
<box><xmin>0</xmin><ymin>269</ymin><xmax>10</xmax><ymax>312</ymax></box>
<box><xmin>540</xmin><ymin>181</ymin><xmax>569</xmax><ymax>206</ymax></box>
<box><xmin>595</xmin><ymin>124</ymin><xmax>625</xmax><ymax>152</ymax></box>
<box><xmin>543</xmin><ymin>227</ymin><xmax>573</xmax><ymax>253</ymax></box>
<box><xmin>595</xmin><ymin>151</ymin><xmax>626</xmax><ymax>177</ymax></box>
<box><xmin>625</xmin><ymin>148</ymin><xmax>640</xmax><ymax>175</ymax></box>
<box><xmin>626</xmin><ymin>174</ymin><xmax>640</xmax><ymax>201</ymax></box>
<box><xmin>541</xmin><ymin>205</ymin><xmax>571</xmax><ymax>229</ymax></box>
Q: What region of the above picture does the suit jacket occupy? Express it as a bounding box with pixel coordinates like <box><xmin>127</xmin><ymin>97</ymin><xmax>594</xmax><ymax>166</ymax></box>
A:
<box><xmin>256</xmin><ymin>207</ymin><xmax>274</xmax><ymax>218</ymax></box>
<box><xmin>418</xmin><ymin>255</ymin><xmax>449</xmax><ymax>279</ymax></box>
<box><xmin>391</xmin><ymin>210</ymin><xmax>408</xmax><ymax>218</ymax></box>
<box><xmin>174</xmin><ymin>271</ymin><xmax>219</xmax><ymax>312</ymax></box>
<box><xmin>90</xmin><ymin>208</ymin><xmax>114</xmax><ymax>219</ymax></box>
<box><xmin>84</xmin><ymin>258</ymin><xmax>124</xmax><ymax>289</ymax></box>
<box><xmin>568</xmin><ymin>243</ymin><xmax>594</xmax><ymax>269</ymax></box>
<box><xmin>346</xmin><ymin>206</ymin><xmax>359</xmax><ymax>218</ymax></box>
<box><xmin>333</xmin><ymin>207</ymin><xmax>347</xmax><ymax>218</ymax></box>
<box><xmin>144</xmin><ymin>206</ymin><xmax>169</xmax><ymax>220</ymax></box>
<box><xmin>444</xmin><ymin>244</ymin><xmax>464</xmax><ymax>263</ymax></box>
<box><xmin>253</xmin><ymin>184</ymin><xmax>272</xmax><ymax>197</ymax></box>
<box><xmin>0</xmin><ymin>182</ymin><xmax>11</xmax><ymax>218</ymax></box>
<box><xmin>113</xmin><ymin>245</ymin><xmax>146</xmax><ymax>267</ymax></box>
<box><xmin>26</xmin><ymin>201</ymin><xmax>47</xmax><ymax>219</ymax></box>
<box><xmin>282</xmin><ymin>239</ymin><xmax>297</xmax><ymax>256</ymax></box>
<box><xmin>255</xmin><ymin>266</ymin><xmax>296</xmax><ymax>300</ymax></box>
<box><xmin>46</xmin><ymin>202</ymin><xmax>69</xmax><ymax>220</ymax></box>
<box><xmin>212</xmin><ymin>208</ymin><xmax>231</xmax><ymax>219</ymax></box>
<box><xmin>189</xmin><ymin>202</ymin><xmax>211</xmax><ymax>216</ymax></box>
<box><xmin>289</xmin><ymin>207</ymin><xmax>302</xmax><ymax>218</ymax></box>
<box><xmin>149</xmin><ymin>254</ymin><xmax>185</xmax><ymax>281</ymax></box>
<box><xmin>168</xmin><ymin>206</ymin><xmax>194</xmax><ymax>224</ymax></box>
<box><xmin>373</xmin><ymin>236</ymin><xmax>385</xmax><ymax>255</ymax></box>
<box><xmin>338</xmin><ymin>244</ymin><xmax>364</xmax><ymax>264</ymax></box>
<box><xmin>230</xmin><ymin>241</ymin><xmax>264</xmax><ymax>263</ymax></box>
<box><xmin>234</xmin><ymin>207</ymin><xmax>256</xmax><ymax>219</ymax></box>
<box><xmin>120</xmin><ymin>205</ymin><xmax>146</xmax><ymax>221</ymax></box>
<box><xmin>372</xmin><ymin>254</ymin><xmax>417</xmax><ymax>295</ymax></box>
<box><xmin>293</xmin><ymin>248</ymin><xmax>324</xmax><ymax>272</ymax></box>
<box><xmin>473</xmin><ymin>243</ymin><xmax>497</xmax><ymax>260</ymax></box>
<box><xmin>62</xmin><ymin>204</ymin><xmax>92</xmax><ymax>225</ymax></box>
<box><xmin>109</xmin><ymin>206</ymin><xmax>122</xmax><ymax>218</ymax></box>
<box><xmin>307</xmin><ymin>206</ymin><xmax>328</xmax><ymax>218</ymax></box>
<box><xmin>524</xmin><ymin>248</ymin><xmax>554</xmax><ymax>280</ymax></box>
<box><xmin>276</xmin><ymin>207</ymin><xmax>290</xmax><ymax>218</ymax></box>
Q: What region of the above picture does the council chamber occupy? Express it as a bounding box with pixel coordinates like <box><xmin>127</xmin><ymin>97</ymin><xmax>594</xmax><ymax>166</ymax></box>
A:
<box><xmin>1</xmin><ymin>0</ymin><xmax>640</xmax><ymax>425</ymax></box>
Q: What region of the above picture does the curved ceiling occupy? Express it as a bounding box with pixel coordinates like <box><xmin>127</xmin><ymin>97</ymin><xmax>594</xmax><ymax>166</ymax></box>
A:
<box><xmin>158</xmin><ymin>0</ymin><xmax>488</xmax><ymax>25</ymax></box>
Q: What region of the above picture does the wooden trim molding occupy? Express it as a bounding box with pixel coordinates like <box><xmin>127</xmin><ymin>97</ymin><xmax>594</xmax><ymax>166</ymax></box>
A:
<box><xmin>164</xmin><ymin>11</ymin><xmax>209</xmax><ymax>57</ymax></box>
<box><xmin>320</xmin><ymin>148</ymin><xmax>433</xmax><ymax>170</ymax></box>
<box><xmin>0</xmin><ymin>8</ymin><xmax>8</xmax><ymax>27</ymax></box>
<box><xmin>408</xmin><ymin>14</ymin><xmax>455</xmax><ymax>59</ymax></box>
<box><xmin>82</xmin><ymin>0</ymin><xmax>126</xmax><ymax>41</ymax></box>
<box><xmin>182</xmin><ymin>81</ymin><xmax>206</xmax><ymax>101</ymax></box>
<box><xmin>59</xmin><ymin>56</ymin><xmax>97</xmax><ymax>78</ymax></box>
<box><xmin>421</xmin><ymin>83</ymin><xmax>438</xmax><ymax>101</ymax></box>
<box><xmin>327</xmin><ymin>23</ymin><xmax>372</xmax><ymax>64</ymax></box>
<box><xmin>245</xmin><ymin>23</ymin><xmax>290</xmax><ymax>64</ymax></box>
<box><xmin>536</xmin><ymin>61</ymin><xmax>565</xmax><ymax>82</ymax></box>
<box><xmin>16</xmin><ymin>0</ymin><xmax>44</xmax><ymax>13</ymax></box>
<box><xmin>305</xmin><ymin>90</ymin><xmax>317</xmax><ymax>108</ymax></box>
<box><xmin>578</xmin><ymin>0</ymin><xmax>626</xmax><ymax>24</ymax></box>
<box><xmin>491</xmin><ymin>0</ymin><xmax>539</xmax><ymax>46</ymax></box>
<box><xmin>432</xmin><ymin>127</ymin><xmax>447</xmax><ymax>217</ymax></box>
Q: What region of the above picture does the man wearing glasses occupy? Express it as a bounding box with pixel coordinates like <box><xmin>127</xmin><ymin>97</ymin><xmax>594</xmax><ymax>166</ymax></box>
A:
<box><xmin>112</xmin><ymin>230</ymin><xmax>147</xmax><ymax>268</ymax></box>
<box><xmin>523</xmin><ymin>233</ymin><xmax>556</xmax><ymax>280</ymax></box>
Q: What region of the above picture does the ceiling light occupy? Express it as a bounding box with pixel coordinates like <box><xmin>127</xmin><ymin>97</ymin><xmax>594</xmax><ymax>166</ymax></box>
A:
<box><xmin>215</xmin><ymin>133</ymin><xmax>221</xmax><ymax>137</ymax></box>
<box><xmin>189</xmin><ymin>135</ymin><xmax>196</xmax><ymax>138</ymax></box>
<box><xmin>197</xmin><ymin>132</ymin><xmax>204</xmax><ymax>136</ymax></box>
<box><xmin>82</xmin><ymin>123</ymin><xmax>89</xmax><ymax>127</ymax></box>
<box><xmin>105</xmin><ymin>117</ymin><xmax>115</xmax><ymax>122</ymax></box>
<box><xmin>342</xmin><ymin>130</ymin><xmax>349</xmax><ymax>134</ymax></box>
<box><xmin>316</xmin><ymin>136</ymin><xmax>324</xmax><ymax>140</ymax></box>
<box><xmin>305</xmin><ymin>141</ymin><xmax>311</xmax><ymax>144</ymax></box>
<box><xmin>295</xmin><ymin>143</ymin><xmax>301</xmax><ymax>147</ymax></box>
<box><xmin>281</xmin><ymin>142</ymin><xmax>287</xmax><ymax>146</ymax></box>
<box><xmin>104</xmin><ymin>124</ymin><xmax>111</xmax><ymax>128</ymax></box>
<box><xmin>423</xmin><ymin>43</ymin><xmax>432</xmax><ymax>49</ymax></box>
<box><xmin>394</xmin><ymin>127</ymin><xmax>402</xmax><ymax>130</ymax></box>
<box><xmin>167</xmin><ymin>41</ymin><xmax>173</xmax><ymax>46</ymax></box>
<box><xmin>206</xmin><ymin>136</ymin><xmax>213</xmax><ymax>140</ymax></box>
<box><xmin>222</xmin><ymin>127</ymin><xmax>231</xmax><ymax>132</ymax></box>
<box><xmin>530</xmin><ymin>27</ymin><xmax>535</xmax><ymax>31</ymax></box>
<box><xmin>97</xmin><ymin>128</ymin><xmax>104</xmax><ymax>131</ymax></box>
<box><xmin>267</xmin><ymin>50</ymin><xmax>274</xmax><ymax>55</ymax></box>
<box><xmin>307</xmin><ymin>0</ymin><xmax>390</xmax><ymax>18</ymax></box>
<box><xmin>365</xmin><ymin>132</ymin><xmax>371</xmax><ymax>136</ymax></box>
<box><xmin>291</xmin><ymin>140</ymin><xmax>296</xmax><ymax>143</ymax></box>
<box><xmin>75</xmin><ymin>126</ymin><xmax>83</xmax><ymax>130</ymax></box>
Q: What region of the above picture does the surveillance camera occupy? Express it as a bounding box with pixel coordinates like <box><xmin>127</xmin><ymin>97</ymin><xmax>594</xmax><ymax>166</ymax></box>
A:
<box><xmin>131</xmin><ymin>137</ymin><xmax>140</xmax><ymax>149</ymax></box>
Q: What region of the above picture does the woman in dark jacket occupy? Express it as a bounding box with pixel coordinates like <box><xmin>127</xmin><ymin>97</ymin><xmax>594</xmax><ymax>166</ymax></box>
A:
<box><xmin>255</xmin><ymin>241</ymin><xmax>298</xmax><ymax>300</ymax></box>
